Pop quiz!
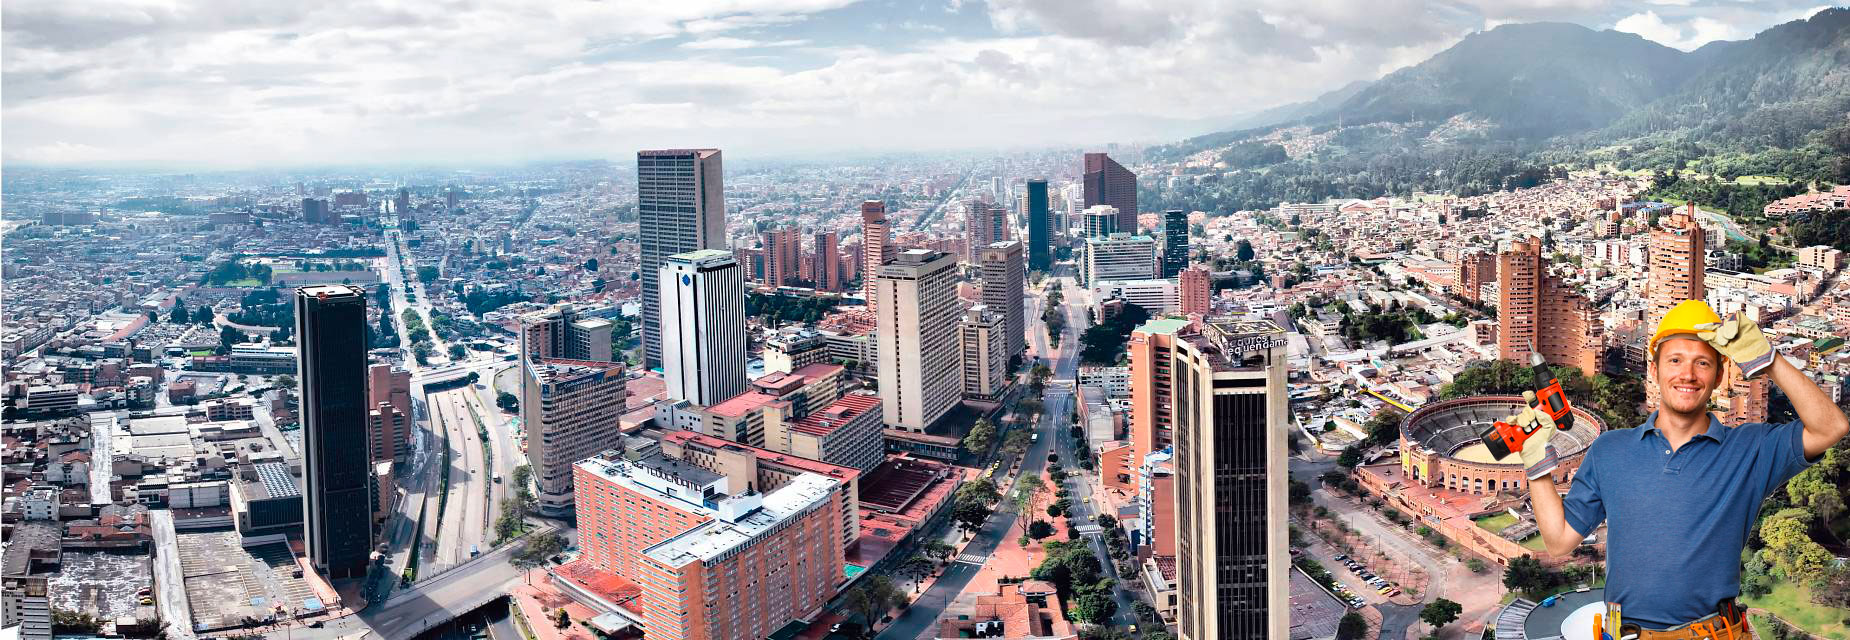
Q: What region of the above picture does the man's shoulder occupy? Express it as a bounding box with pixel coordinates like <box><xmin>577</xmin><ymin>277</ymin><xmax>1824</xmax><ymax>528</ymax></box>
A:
<box><xmin>1588</xmin><ymin>428</ymin><xmax>1640</xmax><ymax>453</ymax></box>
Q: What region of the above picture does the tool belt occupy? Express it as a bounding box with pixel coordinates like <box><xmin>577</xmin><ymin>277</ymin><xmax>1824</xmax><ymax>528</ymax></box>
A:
<box><xmin>1608</xmin><ymin>599</ymin><xmax>1751</xmax><ymax>640</ymax></box>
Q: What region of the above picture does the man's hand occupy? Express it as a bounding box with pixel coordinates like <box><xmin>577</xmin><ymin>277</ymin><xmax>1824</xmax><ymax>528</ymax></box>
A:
<box><xmin>1696</xmin><ymin>313</ymin><xmax>1773</xmax><ymax>378</ymax></box>
<box><xmin>1511</xmin><ymin>391</ymin><xmax>1560</xmax><ymax>481</ymax></box>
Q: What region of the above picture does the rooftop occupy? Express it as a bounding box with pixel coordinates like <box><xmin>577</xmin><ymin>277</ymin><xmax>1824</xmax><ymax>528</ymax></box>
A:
<box><xmin>641</xmin><ymin>473</ymin><xmax>839</xmax><ymax>568</ymax></box>
<box><xmin>792</xmin><ymin>393</ymin><xmax>881</xmax><ymax>437</ymax></box>
<box><xmin>705</xmin><ymin>390</ymin><xmax>777</xmax><ymax>418</ymax></box>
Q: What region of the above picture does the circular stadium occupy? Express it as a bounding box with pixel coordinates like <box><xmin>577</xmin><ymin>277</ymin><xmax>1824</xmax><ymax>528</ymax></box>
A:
<box><xmin>1494</xmin><ymin>587</ymin><xmax>1609</xmax><ymax>640</ymax></box>
<box><xmin>1398</xmin><ymin>396</ymin><xmax>1606</xmax><ymax>496</ymax></box>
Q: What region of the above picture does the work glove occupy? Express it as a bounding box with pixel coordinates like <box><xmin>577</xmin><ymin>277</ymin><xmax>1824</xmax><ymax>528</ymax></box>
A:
<box><xmin>1511</xmin><ymin>391</ymin><xmax>1559</xmax><ymax>481</ymax></box>
<box><xmin>1695</xmin><ymin>313</ymin><xmax>1773</xmax><ymax>378</ymax></box>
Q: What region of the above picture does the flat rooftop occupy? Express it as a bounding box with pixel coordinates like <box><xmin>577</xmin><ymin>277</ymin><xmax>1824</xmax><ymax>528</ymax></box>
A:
<box><xmin>642</xmin><ymin>473</ymin><xmax>839</xmax><ymax>568</ymax></box>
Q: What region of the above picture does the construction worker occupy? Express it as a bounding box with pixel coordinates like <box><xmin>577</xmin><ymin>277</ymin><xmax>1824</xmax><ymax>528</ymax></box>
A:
<box><xmin>1514</xmin><ymin>300</ymin><xmax>1848</xmax><ymax>637</ymax></box>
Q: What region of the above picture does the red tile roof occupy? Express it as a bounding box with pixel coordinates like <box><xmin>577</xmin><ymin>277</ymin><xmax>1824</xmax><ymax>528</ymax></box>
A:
<box><xmin>791</xmin><ymin>394</ymin><xmax>880</xmax><ymax>437</ymax></box>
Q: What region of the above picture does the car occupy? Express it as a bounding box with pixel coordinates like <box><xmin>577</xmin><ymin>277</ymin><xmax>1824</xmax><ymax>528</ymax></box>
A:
<box><xmin>1129</xmin><ymin>624</ymin><xmax>1139</xmax><ymax>633</ymax></box>
<box><xmin>1333</xmin><ymin>554</ymin><xmax>1348</xmax><ymax>561</ymax></box>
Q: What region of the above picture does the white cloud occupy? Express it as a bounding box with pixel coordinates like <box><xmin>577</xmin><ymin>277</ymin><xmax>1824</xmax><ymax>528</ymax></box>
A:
<box><xmin>681</xmin><ymin>37</ymin><xmax>812</xmax><ymax>49</ymax></box>
<box><xmin>0</xmin><ymin>0</ymin><xmax>1831</xmax><ymax>167</ymax></box>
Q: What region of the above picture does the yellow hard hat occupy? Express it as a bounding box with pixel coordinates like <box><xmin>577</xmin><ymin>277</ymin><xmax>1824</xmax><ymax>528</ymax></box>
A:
<box><xmin>1650</xmin><ymin>299</ymin><xmax>1723</xmax><ymax>358</ymax></box>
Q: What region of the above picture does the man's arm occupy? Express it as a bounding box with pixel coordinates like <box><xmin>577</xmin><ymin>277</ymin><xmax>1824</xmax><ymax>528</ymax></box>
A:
<box><xmin>1527</xmin><ymin>475</ymin><xmax>1585</xmax><ymax>557</ymax></box>
<box><xmin>1766</xmin><ymin>355</ymin><xmax>1850</xmax><ymax>459</ymax></box>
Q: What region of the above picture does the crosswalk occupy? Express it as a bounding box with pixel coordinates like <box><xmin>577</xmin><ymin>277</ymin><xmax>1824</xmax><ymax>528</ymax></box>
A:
<box><xmin>955</xmin><ymin>554</ymin><xmax>988</xmax><ymax>566</ymax></box>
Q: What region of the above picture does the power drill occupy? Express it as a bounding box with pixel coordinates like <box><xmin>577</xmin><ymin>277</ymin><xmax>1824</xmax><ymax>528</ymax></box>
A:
<box><xmin>1481</xmin><ymin>345</ymin><xmax>1576</xmax><ymax>460</ymax></box>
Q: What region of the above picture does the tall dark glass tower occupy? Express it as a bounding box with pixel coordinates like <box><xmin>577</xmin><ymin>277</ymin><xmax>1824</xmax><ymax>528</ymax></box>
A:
<box><xmin>295</xmin><ymin>284</ymin><xmax>375</xmax><ymax>579</ymax></box>
<box><xmin>1083</xmin><ymin>152</ymin><xmax>1138</xmax><ymax>232</ymax></box>
<box><xmin>1026</xmin><ymin>179</ymin><xmax>1051</xmax><ymax>272</ymax></box>
<box><xmin>1162</xmin><ymin>209</ymin><xmax>1188</xmax><ymax>278</ymax></box>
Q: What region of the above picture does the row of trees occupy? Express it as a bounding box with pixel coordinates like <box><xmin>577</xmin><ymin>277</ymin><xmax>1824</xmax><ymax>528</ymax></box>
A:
<box><xmin>1077</xmin><ymin>303</ymin><xmax>1151</xmax><ymax>365</ymax></box>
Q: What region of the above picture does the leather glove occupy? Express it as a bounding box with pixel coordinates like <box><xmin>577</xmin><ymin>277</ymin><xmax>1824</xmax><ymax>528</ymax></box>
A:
<box><xmin>1695</xmin><ymin>313</ymin><xmax>1773</xmax><ymax>378</ymax></box>
<box><xmin>1513</xmin><ymin>391</ymin><xmax>1559</xmax><ymax>481</ymax></box>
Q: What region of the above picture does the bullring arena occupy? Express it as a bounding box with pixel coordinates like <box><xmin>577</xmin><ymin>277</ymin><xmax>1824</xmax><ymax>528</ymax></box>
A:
<box><xmin>1353</xmin><ymin>395</ymin><xmax>1607</xmax><ymax>564</ymax></box>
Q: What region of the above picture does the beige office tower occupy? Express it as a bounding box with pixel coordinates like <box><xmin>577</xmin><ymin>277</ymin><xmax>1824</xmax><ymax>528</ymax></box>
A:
<box><xmin>861</xmin><ymin>200</ymin><xmax>892</xmax><ymax>312</ymax></box>
<box><xmin>518</xmin><ymin>303</ymin><xmax>614</xmax><ymax>362</ymax></box>
<box><xmin>1173</xmin><ymin>318</ymin><xmax>1290</xmax><ymax>640</ymax></box>
<box><xmin>874</xmin><ymin>249</ymin><xmax>961</xmax><ymax>432</ymax></box>
<box><xmin>639</xmin><ymin>148</ymin><xmax>726</xmax><ymax>370</ymax></box>
<box><xmin>522</xmin><ymin>358</ymin><xmax>628</xmax><ymax>516</ymax></box>
<box><xmin>978</xmin><ymin>240</ymin><xmax>1026</xmax><ymax>359</ymax></box>
<box><xmin>960</xmin><ymin>306</ymin><xmax>1010</xmax><ymax>403</ymax></box>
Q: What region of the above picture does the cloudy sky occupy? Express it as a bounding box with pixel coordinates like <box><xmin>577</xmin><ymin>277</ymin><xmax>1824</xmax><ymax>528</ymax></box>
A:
<box><xmin>2</xmin><ymin>0</ymin><xmax>1833</xmax><ymax>168</ymax></box>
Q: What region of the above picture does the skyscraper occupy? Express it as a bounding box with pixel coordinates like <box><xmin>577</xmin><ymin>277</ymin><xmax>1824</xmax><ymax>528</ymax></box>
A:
<box><xmin>761</xmin><ymin>226</ymin><xmax>803</xmax><ymax>287</ymax></box>
<box><xmin>294</xmin><ymin>285</ymin><xmax>375</xmax><ymax>579</ymax></box>
<box><xmin>813</xmin><ymin>231</ymin><xmax>842</xmax><ymax>291</ymax></box>
<box><xmin>302</xmin><ymin>198</ymin><xmax>332</xmax><ymax>224</ymax></box>
<box><xmin>1173</xmin><ymin>319</ymin><xmax>1290</xmax><ymax>640</ymax></box>
<box><xmin>1081</xmin><ymin>233</ymin><xmax>1158</xmax><ymax>286</ymax></box>
<box><xmin>660</xmin><ymin>250</ymin><xmax>747</xmax><ymax>407</ymax></box>
<box><xmin>1498</xmin><ymin>238</ymin><xmax>1602</xmax><ymax>377</ymax></box>
<box><xmin>875</xmin><ymin>250</ymin><xmax>962</xmax><ymax>432</ymax></box>
<box><xmin>445</xmin><ymin>187</ymin><xmax>458</xmax><ymax>211</ymax></box>
<box><xmin>1084</xmin><ymin>152</ymin><xmax>1138</xmax><ymax>233</ymax></box>
<box><xmin>394</xmin><ymin>187</ymin><xmax>411</xmax><ymax>216</ymax></box>
<box><xmin>1649</xmin><ymin>207</ymin><xmax>1707</xmax><ymax>326</ymax></box>
<box><xmin>964</xmin><ymin>200</ymin><xmax>1009</xmax><ymax>258</ymax></box>
<box><xmin>1452</xmin><ymin>250</ymin><xmax>1497</xmax><ymax>304</ymax></box>
<box><xmin>1026</xmin><ymin>179</ymin><xmax>1052</xmax><ymax>271</ymax></box>
<box><xmin>860</xmin><ymin>200</ymin><xmax>891</xmax><ymax>311</ymax></box>
<box><xmin>523</xmin><ymin>358</ymin><xmax>628</xmax><ymax>516</ymax></box>
<box><xmin>978</xmin><ymin>240</ymin><xmax>1026</xmax><ymax>359</ymax></box>
<box><xmin>1162</xmin><ymin>209</ymin><xmax>1188</xmax><ymax>278</ymax></box>
<box><xmin>638</xmin><ymin>149</ymin><xmax>726</xmax><ymax>370</ymax></box>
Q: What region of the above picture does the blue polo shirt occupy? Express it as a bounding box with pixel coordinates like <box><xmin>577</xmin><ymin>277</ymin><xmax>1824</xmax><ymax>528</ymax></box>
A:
<box><xmin>1562</xmin><ymin>412</ymin><xmax>1817</xmax><ymax>628</ymax></box>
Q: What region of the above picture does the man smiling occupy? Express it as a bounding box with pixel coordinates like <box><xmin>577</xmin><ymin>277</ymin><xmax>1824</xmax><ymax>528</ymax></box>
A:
<box><xmin>1508</xmin><ymin>300</ymin><xmax>1848</xmax><ymax>637</ymax></box>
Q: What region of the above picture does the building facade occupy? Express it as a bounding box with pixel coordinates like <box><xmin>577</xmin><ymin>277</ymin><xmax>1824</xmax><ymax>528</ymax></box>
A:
<box><xmin>1084</xmin><ymin>152</ymin><xmax>1138</xmax><ymax>232</ymax></box>
<box><xmin>660</xmin><ymin>249</ymin><xmax>747</xmax><ymax>407</ymax></box>
<box><xmin>1497</xmin><ymin>238</ymin><xmax>1603</xmax><ymax>378</ymax></box>
<box><xmin>1162</xmin><ymin>209</ymin><xmax>1188</xmax><ymax>278</ymax></box>
<box><xmin>978</xmin><ymin>240</ymin><xmax>1026</xmax><ymax>360</ymax></box>
<box><xmin>960</xmin><ymin>306</ymin><xmax>1011</xmax><ymax>403</ymax></box>
<box><xmin>1083</xmin><ymin>205</ymin><xmax>1120</xmax><ymax>238</ymax></box>
<box><xmin>761</xmin><ymin>226</ymin><xmax>803</xmax><ymax>287</ymax></box>
<box><xmin>522</xmin><ymin>358</ymin><xmax>629</xmax><ymax>516</ymax></box>
<box><xmin>294</xmin><ymin>284</ymin><xmax>375</xmax><ymax>579</ymax></box>
<box><xmin>875</xmin><ymin>249</ymin><xmax>962</xmax><ymax>432</ymax></box>
<box><xmin>1027</xmin><ymin>179</ymin><xmax>1052</xmax><ymax>271</ymax></box>
<box><xmin>638</xmin><ymin>148</ymin><xmax>727</xmax><ymax>370</ymax></box>
<box><xmin>861</xmin><ymin>200</ymin><xmax>891</xmax><ymax>311</ymax></box>
<box><xmin>518</xmin><ymin>303</ymin><xmax>614</xmax><ymax>363</ymax></box>
<box><xmin>1173</xmin><ymin>319</ymin><xmax>1290</xmax><ymax>640</ymax></box>
<box><xmin>814</xmin><ymin>231</ymin><xmax>843</xmax><ymax>291</ymax></box>
<box><xmin>1082</xmin><ymin>233</ymin><xmax>1158</xmax><ymax>286</ymax></box>
<box><xmin>1179</xmin><ymin>267</ymin><xmax>1212</xmax><ymax>316</ymax></box>
<box><xmin>573</xmin><ymin>452</ymin><xmax>845</xmax><ymax>640</ymax></box>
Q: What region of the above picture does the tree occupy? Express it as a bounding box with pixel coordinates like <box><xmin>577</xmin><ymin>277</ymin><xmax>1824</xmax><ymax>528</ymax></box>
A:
<box><xmin>218</xmin><ymin>325</ymin><xmax>244</xmax><ymax>354</ymax></box>
<box><xmin>953</xmin><ymin>479</ymin><xmax>1001</xmax><ymax>535</ymax></box>
<box><xmin>1000</xmin><ymin>428</ymin><xmax>1034</xmax><ymax>459</ymax></box>
<box><xmin>1420</xmin><ymin>599</ymin><xmax>1462</xmax><ymax>634</ymax></box>
<box><xmin>275</xmin><ymin>374</ymin><xmax>296</xmax><ymax>391</ymax></box>
<box><xmin>510</xmin><ymin>530</ymin><xmax>563</xmax><ymax>584</ymax></box>
<box><xmin>146</xmin><ymin>310</ymin><xmax>159</xmax><ymax>324</ymax></box>
<box><xmin>497</xmin><ymin>391</ymin><xmax>519</xmax><ymax>412</ymax></box>
<box><xmin>448</xmin><ymin>343</ymin><xmax>467</xmax><ymax>360</ymax></box>
<box><xmin>196</xmin><ymin>305</ymin><xmax>215</xmax><ymax>326</ymax></box>
<box><xmin>416</xmin><ymin>266</ymin><xmax>439</xmax><ymax>283</ymax></box>
<box><xmin>1786</xmin><ymin>448</ymin><xmax>1844</xmax><ymax>524</ymax></box>
<box><xmin>1336</xmin><ymin>612</ymin><xmax>1369</xmax><ymax>640</ymax></box>
<box><xmin>1028</xmin><ymin>520</ymin><xmax>1056</xmax><ymax>540</ymax></box>
<box><xmin>920</xmin><ymin>539</ymin><xmax>956</xmax><ymax>564</ymax></box>
<box><xmin>170</xmin><ymin>304</ymin><xmax>190</xmax><ymax>324</ymax></box>
<box><xmin>1236</xmin><ymin>238</ymin><xmax>1256</xmax><ymax>261</ymax></box>
<box><xmin>897</xmin><ymin>554</ymin><xmax>936</xmax><ymax>593</ymax></box>
<box><xmin>1336</xmin><ymin>447</ymin><xmax>1363</xmax><ymax>468</ymax></box>
<box><xmin>1758</xmin><ymin>507</ymin><xmax>1834</xmax><ymax>585</ymax></box>
<box><xmin>1012</xmin><ymin>475</ymin><xmax>1047</xmax><ymax>536</ymax></box>
<box><xmin>962</xmin><ymin>419</ymin><xmax>996</xmax><ymax>455</ymax></box>
<box><xmin>583</xmin><ymin>258</ymin><xmax>599</xmax><ymax>272</ymax></box>
<box><xmin>844</xmin><ymin>575</ymin><xmax>905</xmax><ymax>632</ymax></box>
<box><xmin>1070</xmin><ymin>592</ymin><xmax>1117</xmax><ymax>624</ymax></box>
<box><xmin>1503</xmin><ymin>555</ymin><xmax>1558</xmax><ymax>598</ymax></box>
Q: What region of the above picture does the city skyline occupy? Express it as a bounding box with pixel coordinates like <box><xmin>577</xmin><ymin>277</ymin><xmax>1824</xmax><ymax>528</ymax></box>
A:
<box><xmin>2</xmin><ymin>1</ymin><xmax>1833</xmax><ymax>168</ymax></box>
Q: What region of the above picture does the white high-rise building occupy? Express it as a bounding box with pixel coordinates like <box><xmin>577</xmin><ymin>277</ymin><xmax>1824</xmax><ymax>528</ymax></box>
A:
<box><xmin>1081</xmin><ymin>233</ymin><xmax>1158</xmax><ymax>285</ymax></box>
<box><xmin>874</xmin><ymin>249</ymin><xmax>962</xmax><ymax>432</ymax></box>
<box><xmin>661</xmin><ymin>249</ymin><xmax>747</xmax><ymax>407</ymax></box>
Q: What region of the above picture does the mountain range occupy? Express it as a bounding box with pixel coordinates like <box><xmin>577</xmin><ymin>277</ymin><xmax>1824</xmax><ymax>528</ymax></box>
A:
<box><xmin>1156</xmin><ymin>7</ymin><xmax>1850</xmax><ymax>183</ymax></box>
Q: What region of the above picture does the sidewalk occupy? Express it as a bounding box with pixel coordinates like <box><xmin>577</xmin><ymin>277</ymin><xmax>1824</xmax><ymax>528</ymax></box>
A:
<box><xmin>507</xmin><ymin>571</ymin><xmax>600</xmax><ymax>640</ymax></box>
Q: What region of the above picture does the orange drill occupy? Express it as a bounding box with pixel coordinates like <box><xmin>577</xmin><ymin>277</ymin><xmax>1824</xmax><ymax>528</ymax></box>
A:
<box><xmin>1481</xmin><ymin>347</ymin><xmax>1576</xmax><ymax>460</ymax></box>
